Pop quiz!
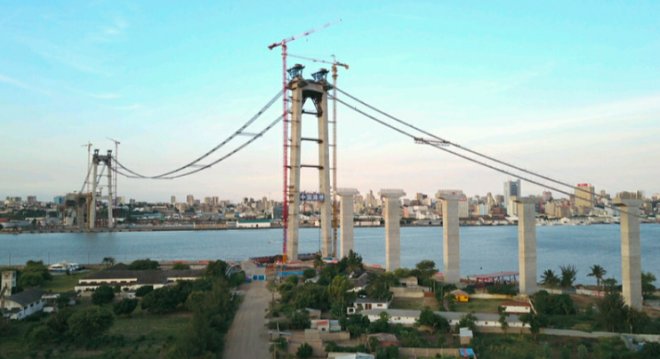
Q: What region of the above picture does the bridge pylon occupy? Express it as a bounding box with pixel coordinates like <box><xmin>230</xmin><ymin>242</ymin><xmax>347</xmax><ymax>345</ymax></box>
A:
<box><xmin>286</xmin><ymin>65</ymin><xmax>333</xmax><ymax>261</ymax></box>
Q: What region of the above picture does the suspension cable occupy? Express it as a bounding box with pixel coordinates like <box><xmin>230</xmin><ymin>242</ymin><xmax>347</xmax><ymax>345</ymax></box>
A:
<box><xmin>333</xmin><ymin>96</ymin><xmax>643</xmax><ymax>219</ymax></box>
<box><xmin>113</xmin><ymin>115</ymin><xmax>283</xmax><ymax>179</ymax></box>
<box><xmin>115</xmin><ymin>91</ymin><xmax>282</xmax><ymax>179</ymax></box>
<box><xmin>335</xmin><ymin>87</ymin><xmax>603</xmax><ymax>201</ymax></box>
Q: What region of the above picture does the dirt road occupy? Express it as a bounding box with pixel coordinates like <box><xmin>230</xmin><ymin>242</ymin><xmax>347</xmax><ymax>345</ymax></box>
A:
<box><xmin>223</xmin><ymin>281</ymin><xmax>271</xmax><ymax>359</ymax></box>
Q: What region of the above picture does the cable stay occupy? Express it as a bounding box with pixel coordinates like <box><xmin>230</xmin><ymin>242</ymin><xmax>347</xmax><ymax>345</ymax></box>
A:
<box><xmin>112</xmin><ymin>115</ymin><xmax>283</xmax><ymax>180</ymax></box>
<box><xmin>332</xmin><ymin>94</ymin><xmax>644</xmax><ymax>219</ymax></box>
<box><xmin>115</xmin><ymin>91</ymin><xmax>282</xmax><ymax>179</ymax></box>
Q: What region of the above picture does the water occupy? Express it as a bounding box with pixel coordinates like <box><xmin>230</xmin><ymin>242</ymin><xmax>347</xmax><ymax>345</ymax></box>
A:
<box><xmin>1</xmin><ymin>225</ymin><xmax>658</xmax><ymax>284</ymax></box>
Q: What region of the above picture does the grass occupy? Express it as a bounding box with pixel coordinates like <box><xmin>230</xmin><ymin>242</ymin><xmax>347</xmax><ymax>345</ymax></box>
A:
<box><xmin>391</xmin><ymin>297</ymin><xmax>440</xmax><ymax>310</ymax></box>
<box><xmin>42</xmin><ymin>271</ymin><xmax>96</xmax><ymax>292</ymax></box>
<box><xmin>109</xmin><ymin>307</ymin><xmax>191</xmax><ymax>340</ymax></box>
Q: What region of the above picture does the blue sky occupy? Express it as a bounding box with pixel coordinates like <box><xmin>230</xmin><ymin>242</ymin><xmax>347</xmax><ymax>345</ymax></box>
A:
<box><xmin>1</xmin><ymin>1</ymin><xmax>659</xmax><ymax>202</ymax></box>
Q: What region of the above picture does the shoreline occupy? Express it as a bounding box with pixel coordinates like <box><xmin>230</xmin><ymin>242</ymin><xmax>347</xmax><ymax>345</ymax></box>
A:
<box><xmin>2</xmin><ymin>221</ymin><xmax>658</xmax><ymax>235</ymax></box>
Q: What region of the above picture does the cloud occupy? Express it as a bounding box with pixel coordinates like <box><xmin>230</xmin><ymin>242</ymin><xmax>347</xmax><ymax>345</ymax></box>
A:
<box><xmin>89</xmin><ymin>92</ymin><xmax>121</xmax><ymax>100</ymax></box>
<box><xmin>97</xmin><ymin>16</ymin><xmax>129</xmax><ymax>39</ymax></box>
<box><xmin>0</xmin><ymin>73</ymin><xmax>50</xmax><ymax>96</ymax></box>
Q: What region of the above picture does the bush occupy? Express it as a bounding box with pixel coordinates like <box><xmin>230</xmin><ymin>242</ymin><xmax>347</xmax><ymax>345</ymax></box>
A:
<box><xmin>135</xmin><ymin>285</ymin><xmax>153</xmax><ymax>297</ymax></box>
<box><xmin>92</xmin><ymin>285</ymin><xmax>115</xmax><ymax>305</ymax></box>
<box><xmin>172</xmin><ymin>263</ymin><xmax>190</xmax><ymax>270</ymax></box>
<box><xmin>303</xmin><ymin>268</ymin><xmax>316</xmax><ymax>280</ymax></box>
<box><xmin>296</xmin><ymin>342</ymin><xmax>313</xmax><ymax>358</ymax></box>
<box><xmin>113</xmin><ymin>299</ymin><xmax>138</xmax><ymax>316</ymax></box>
<box><xmin>289</xmin><ymin>310</ymin><xmax>311</xmax><ymax>330</ymax></box>
<box><xmin>67</xmin><ymin>306</ymin><xmax>114</xmax><ymax>344</ymax></box>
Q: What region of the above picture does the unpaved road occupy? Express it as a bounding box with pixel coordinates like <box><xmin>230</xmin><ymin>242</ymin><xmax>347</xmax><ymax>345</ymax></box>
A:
<box><xmin>223</xmin><ymin>281</ymin><xmax>271</xmax><ymax>359</ymax></box>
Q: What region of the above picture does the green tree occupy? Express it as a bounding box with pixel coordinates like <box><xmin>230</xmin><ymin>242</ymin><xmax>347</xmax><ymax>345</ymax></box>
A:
<box><xmin>303</xmin><ymin>268</ymin><xmax>317</xmax><ymax>280</ymax></box>
<box><xmin>128</xmin><ymin>258</ymin><xmax>159</xmax><ymax>270</ymax></box>
<box><xmin>67</xmin><ymin>306</ymin><xmax>114</xmax><ymax>344</ymax></box>
<box><xmin>498</xmin><ymin>306</ymin><xmax>509</xmax><ymax>332</ymax></box>
<box><xmin>559</xmin><ymin>265</ymin><xmax>577</xmax><ymax>288</ymax></box>
<box><xmin>113</xmin><ymin>299</ymin><xmax>138</xmax><ymax>316</ymax></box>
<box><xmin>92</xmin><ymin>285</ymin><xmax>115</xmax><ymax>305</ymax></box>
<box><xmin>342</xmin><ymin>314</ymin><xmax>370</xmax><ymax>338</ymax></box>
<box><xmin>415</xmin><ymin>260</ymin><xmax>438</xmax><ymax>286</ymax></box>
<box><xmin>369</xmin><ymin>312</ymin><xmax>390</xmax><ymax>333</ymax></box>
<box><xmin>642</xmin><ymin>272</ymin><xmax>656</xmax><ymax>299</ymax></box>
<box><xmin>296</xmin><ymin>342</ymin><xmax>313</xmax><ymax>359</ymax></box>
<box><xmin>587</xmin><ymin>264</ymin><xmax>607</xmax><ymax>288</ymax></box>
<box><xmin>101</xmin><ymin>257</ymin><xmax>115</xmax><ymax>267</ymax></box>
<box><xmin>541</xmin><ymin>269</ymin><xmax>560</xmax><ymax>288</ymax></box>
<box><xmin>456</xmin><ymin>312</ymin><xmax>477</xmax><ymax>332</ymax></box>
<box><xmin>19</xmin><ymin>260</ymin><xmax>52</xmax><ymax>287</ymax></box>
<box><xmin>346</xmin><ymin>250</ymin><xmax>364</xmax><ymax>273</ymax></box>
<box><xmin>289</xmin><ymin>310</ymin><xmax>311</xmax><ymax>330</ymax></box>
<box><xmin>416</xmin><ymin>307</ymin><xmax>449</xmax><ymax>333</ymax></box>
<box><xmin>135</xmin><ymin>285</ymin><xmax>154</xmax><ymax>297</ymax></box>
<box><xmin>597</xmin><ymin>292</ymin><xmax>627</xmax><ymax>332</ymax></box>
<box><xmin>520</xmin><ymin>312</ymin><xmax>544</xmax><ymax>339</ymax></box>
<box><xmin>172</xmin><ymin>263</ymin><xmax>190</xmax><ymax>270</ymax></box>
<box><xmin>205</xmin><ymin>260</ymin><xmax>228</xmax><ymax>278</ymax></box>
<box><xmin>327</xmin><ymin>275</ymin><xmax>351</xmax><ymax>304</ymax></box>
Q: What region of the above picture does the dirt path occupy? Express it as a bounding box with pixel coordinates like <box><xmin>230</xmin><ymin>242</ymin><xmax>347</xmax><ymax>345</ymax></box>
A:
<box><xmin>223</xmin><ymin>281</ymin><xmax>271</xmax><ymax>359</ymax></box>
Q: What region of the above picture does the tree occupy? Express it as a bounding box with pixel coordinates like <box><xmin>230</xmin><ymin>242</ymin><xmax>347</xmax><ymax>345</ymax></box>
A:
<box><xmin>303</xmin><ymin>268</ymin><xmax>316</xmax><ymax>280</ymax></box>
<box><xmin>101</xmin><ymin>257</ymin><xmax>115</xmax><ymax>267</ymax></box>
<box><xmin>296</xmin><ymin>342</ymin><xmax>313</xmax><ymax>359</ymax></box>
<box><xmin>417</xmin><ymin>307</ymin><xmax>449</xmax><ymax>333</ymax></box>
<box><xmin>520</xmin><ymin>312</ymin><xmax>544</xmax><ymax>339</ymax></box>
<box><xmin>587</xmin><ymin>265</ymin><xmax>607</xmax><ymax>288</ymax></box>
<box><xmin>128</xmin><ymin>258</ymin><xmax>159</xmax><ymax>270</ymax></box>
<box><xmin>205</xmin><ymin>260</ymin><xmax>228</xmax><ymax>278</ymax></box>
<box><xmin>642</xmin><ymin>272</ymin><xmax>656</xmax><ymax>299</ymax></box>
<box><xmin>135</xmin><ymin>285</ymin><xmax>154</xmax><ymax>297</ymax></box>
<box><xmin>172</xmin><ymin>263</ymin><xmax>190</xmax><ymax>270</ymax></box>
<box><xmin>540</xmin><ymin>269</ymin><xmax>560</xmax><ymax>288</ymax></box>
<box><xmin>498</xmin><ymin>306</ymin><xmax>509</xmax><ymax>332</ymax></box>
<box><xmin>559</xmin><ymin>265</ymin><xmax>577</xmax><ymax>288</ymax></box>
<box><xmin>415</xmin><ymin>260</ymin><xmax>438</xmax><ymax>286</ymax></box>
<box><xmin>327</xmin><ymin>275</ymin><xmax>351</xmax><ymax>305</ymax></box>
<box><xmin>456</xmin><ymin>312</ymin><xmax>477</xmax><ymax>332</ymax></box>
<box><xmin>67</xmin><ymin>306</ymin><xmax>114</xmax><ymax>344</ymax></box>
<box><xmin>346</xmin><ymin>250</ymin><xmax>364</xmax><ymax>273</ymax></box>
<box><xmin>597</xmin><ymin>291</ymin><xmax>627</xmax><ymax>332</ymax></box>
<box><xmin>19</xmin><ymin>260</ymin><xmax>52</xmax><ymax>288</ymax></box>
<box><xmin>92</xmin><ymin>285</ymin><xmax>115</xmax><ymax>305</ymax></box>
<box><xmin>602</xmin><ymin>278</ymin><xmax>618</xmax><ymax>293</ymax></box>
<box><xmin>289</xmin><ymin>310</ymin><xmax>311</xmax><ymax>330</ymax></box>
<box><xmin>113</xmin><ymin>299</ymin><xmax>138</xmax><ymax>316</ymax></box>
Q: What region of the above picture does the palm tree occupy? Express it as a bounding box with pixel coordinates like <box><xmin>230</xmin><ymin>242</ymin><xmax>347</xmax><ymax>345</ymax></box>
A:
<box><xmin>559</xmin><ymin>265</ymin><xmax>577</xmax><ymax>288</ymax></box>
<box><xmin>541</xmin><ymin>269</ymin><xmax>560</xmax><ymax>288</ymax></box>
<box><xmin>587</xmin><ymin>264</ymin><xmax>607</xmax><ymax>288</ymax></box>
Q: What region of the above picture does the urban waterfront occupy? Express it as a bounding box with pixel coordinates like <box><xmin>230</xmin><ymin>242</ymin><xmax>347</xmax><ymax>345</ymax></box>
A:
<box><xmin>1</xmin><ymin>224</ymin><xmax>658</xmax><ymax>284</ymax></box>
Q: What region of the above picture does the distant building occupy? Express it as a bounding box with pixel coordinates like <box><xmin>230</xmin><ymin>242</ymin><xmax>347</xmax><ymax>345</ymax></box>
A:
<box><xmin>170</xmin><ymin>195</ymin><xmax>176</xmax><ymax>205</ymax></box>
<box><xmin>503</xmin><ymin>179</ymin><xmax>521</xmax><ymax>216</ymax></box>
<box><xmin>236</xmin><ymin>218</ymin><xmax>272</xmax><ymax>228</ymax></box>
<box><xmin>186</xmin><ymin>194</ymin><xmax>194</xmax><ymax>206</ymax></box>
<box><xmin>575</xmin><ymin>183</ymin><xmax>595</xmax><ymax>215</ymax></box>
<box><xmin>75</xmin><ymin>269</ymin><xmax>204</xmax><ymax>292</ymax></box>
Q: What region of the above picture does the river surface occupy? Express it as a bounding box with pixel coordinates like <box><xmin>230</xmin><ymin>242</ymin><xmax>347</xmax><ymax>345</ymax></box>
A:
<box><xmin>1</xmin><ymin>225</ymin><xmax>658</xmax><ymax>284</ymax></box>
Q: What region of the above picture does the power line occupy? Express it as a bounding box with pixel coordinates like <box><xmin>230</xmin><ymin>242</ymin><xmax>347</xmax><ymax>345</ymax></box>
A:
<box><xmin>333</xmin><ymin>95</ymin><xmax>643</xmax><ymax>219</ymax></box>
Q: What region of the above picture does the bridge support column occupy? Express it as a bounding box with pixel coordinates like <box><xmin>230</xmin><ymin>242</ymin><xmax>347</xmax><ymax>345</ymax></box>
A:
<box><xmin>380</xmin><ymin>189</ymin><xmax>405</xmax><ymax>271</ymax></box>
<box><xmin>337</xmin><ymin>188</ymin><xmax>359</xmax><ymax>258</ymax></box>
<box><xmin>615</xmin><ymin>193</ymin><xmax>643</xmax><ymax>310</ymax></box>
<box><xmin>89</xmin><ymin>151</ymin><xmax>98</xmax><ymax>230</ymax></box>
<box><xmin>516</xmin><ymin>198</ymin><xmax>537</xmax><ymax>295</ymax></box>
<box><xmin>107</xmin><ymin>151</ymin><xmax>114</xmax><ymax>229</ymax></box>
<box><xmin>439</xmin><ymin>191</ymin><xmax>462</xmax><ymax>284</ymax></box>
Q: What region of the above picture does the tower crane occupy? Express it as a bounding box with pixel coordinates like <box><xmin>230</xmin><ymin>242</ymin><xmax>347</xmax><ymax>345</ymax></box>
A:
<box><xmin>267</xmin><ymin>20</ymin><xmax>341</xmax><ymax>263</ymax></box>
<box><xmin>288</xmin><ymin>53</ymin><xmax>349</xmax><ymax>258</ymax></box>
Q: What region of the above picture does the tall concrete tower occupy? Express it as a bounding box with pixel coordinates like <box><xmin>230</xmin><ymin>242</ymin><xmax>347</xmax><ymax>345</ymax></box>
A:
<box><xmin>286</xmin><ymin>65</ymin><xmax>332</xmax><ymax>261</ymax></box>
<box><xmin>516</xmin><ymin>197</ymin><xmax>537</xmax><ymax>295</ymax></box>
<box><xmin>614</xmin><ymin>192</ymin><xmax>643</xmax><ymax>310</ymax></box>
<box><xmin>380</xmin><ymin>189</ymin><xmax>405</xmax><ymax>271</ymax></box>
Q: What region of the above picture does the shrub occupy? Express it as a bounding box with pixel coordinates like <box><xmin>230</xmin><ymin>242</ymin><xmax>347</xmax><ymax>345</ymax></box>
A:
<box><xmin>92</xmin><ymin>286</ymin><xmax>115</xmax><ymax>305</ymax></box>
<box><xmin>113</xmin><ymin>299</ymin><xmax>138</xmax><ymax>316</ymax></box>
<box><xmin>135</xmin><ymin>285</ymin><xmax>153</xmax><ymax>297</ymax></box>
<box><xmin>296</xmin><ymin>342</ymin><xmax>313</xmax><ymax>359</ymax></box>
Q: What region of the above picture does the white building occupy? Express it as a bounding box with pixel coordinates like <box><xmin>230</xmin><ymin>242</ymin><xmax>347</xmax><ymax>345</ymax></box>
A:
<box><xmin>362</xmin><ymin>309</ymin><xmax>527</xmax><ymax>329</ymax></box>
<box><xmin>1</xmin><ymin>289</ymin><xmax>45</xmax><ymax>320</ymax></box>
<box><xmin>75</xmin><ymin>269</ymin><xmax>203</xmax><ymax>292</ymax></box>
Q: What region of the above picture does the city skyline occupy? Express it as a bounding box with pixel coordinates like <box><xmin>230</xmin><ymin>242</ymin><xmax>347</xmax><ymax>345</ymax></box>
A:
<box><xmin>2</xmin><ymin>1</ymin><xmax>660</xmax><ymax>202</ymax></box>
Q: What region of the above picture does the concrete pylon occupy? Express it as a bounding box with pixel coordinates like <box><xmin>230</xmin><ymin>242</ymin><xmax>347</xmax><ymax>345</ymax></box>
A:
<box><xmin>516</xmin><ymin>197</ymin><xmax>537</xmax><ymax>295</ymax></box>
<box><xmin>438</xmin><ymin>191</ymin><xmax>461</xmax><ymax>284</ymax></box>
<box><xmin>614</xmin><ymin>193</ymin><xmax>643</xmax><ymax>310</ymax></box>
<box><xmin>380</xmin><ymin>189</ymin><xmax>405</xmax><ymax>271</ymax></box>
<box><xmin>337</xmin><ymin>188</ymin><xmax>359</xmax><ymax>258</ymax></box>
<box><xmin>286</xmin><ymin>72</ymin><xmax>331</xmax><ymax>261</ymax></box>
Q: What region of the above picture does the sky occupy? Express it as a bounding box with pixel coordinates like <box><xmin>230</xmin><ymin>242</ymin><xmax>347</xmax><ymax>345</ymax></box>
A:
<box><xmin>1</xmin><ymin>1</ymin><xmax>659</xmax><ymax>202</ymax></box>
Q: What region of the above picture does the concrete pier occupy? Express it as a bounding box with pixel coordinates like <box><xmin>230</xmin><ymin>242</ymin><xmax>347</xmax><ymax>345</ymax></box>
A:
<box><xmin>337</xmin><ymin>188</ymin><xmax>359</xmax><ymax>258</ymax></box>
<box><xmin>438</xmin><ymin>191</ymin><xmax>462</xmax><ymax>283</ymax></box>
<box><xmin>615</xmin><ymin>193</ymin><xmax>643</xmax><ymax>310</ymax></box>
<box><xmin>516</xmin><ymin>198</ymin><xmax>537</xmax><ymax>295</ymax></box>
<box><xmin>380</xmin><ymin>189</ymin><xmax>405</xmax><ymax>271</ymax></box>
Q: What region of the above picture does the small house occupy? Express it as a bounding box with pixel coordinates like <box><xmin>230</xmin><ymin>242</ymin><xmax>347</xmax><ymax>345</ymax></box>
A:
<box><xmin>348</xmin><ymin>297</ymin><xmax>390</xmax><ymax>314</ymax></box>
<box><xmin>310</xmin><ymin>319</ymin><xmax>341</xmax><ymax>332</ymax></box>
<box><xmin>499</xmin><ymin>301</ymin><xmax>532</xmax><ymax>314</ymax></box>
<box><xmin>459</xmin><ymin>327</ymin><xmax>473</xmax><ymax>345</ymax></box>
<box><xmin>399</xmin><ymin>276</ymin><xmax>418</xmax><ymax>287</ymax></box>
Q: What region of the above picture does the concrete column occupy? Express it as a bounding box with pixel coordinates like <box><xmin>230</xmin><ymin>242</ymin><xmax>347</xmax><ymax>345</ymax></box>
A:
<box><xmin>89</xmin><ymin>157</ymin><xmax>98</xmax><ymax>230</ymax></box>
<box><xmin>317</xmin><ymin>89</ymin><xmax>332</xmax><ymax>258</ymax></box>
<box><xmin>286</xmin><ymin>78</ymin><xmax>304</xmax><ymax>261</ymax></box>
<box><xmin>615</xmin><ymin>193</ymin><xmax>643</xmax><ymax>310</ymax></box>
<box><xmin>337</xmin><ymin>188</ymin><xmax>359</xmax><ymax>258</ymax></box>
<box><xmin>516</xmin><ymin>198</ymin><xmax>537</xmax><ymax>295</ymax></box>
<box><xmin>439</xmin><ymin>192</ymin><xmax>461</xmax><ymax>284</ymax></box>
<box><xmin>380</xmin><ymin>189</ymin><xmax>405</xmax><ymax>271</ymax></box>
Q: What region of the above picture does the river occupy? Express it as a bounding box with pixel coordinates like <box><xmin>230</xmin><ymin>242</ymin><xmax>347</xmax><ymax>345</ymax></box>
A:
<box><xmin>1</xmin><ymin>224</ymin><xmax>658</xmax><ymax>284</ymax></box>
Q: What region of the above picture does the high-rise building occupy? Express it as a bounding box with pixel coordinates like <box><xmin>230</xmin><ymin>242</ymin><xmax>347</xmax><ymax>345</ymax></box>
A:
<box><xmin>186</xmin><ymin>195</ymin><xmax>194</xmax><ymax>206</ymax></box>
<box><xmin>574</xmin><ymin>183</ymin><xmax>594</xmax><ymax>215</ymax></box>
<box><xmin>503</xmin><ymin>179</ymin><xmax>521</xmax><ymax>216</ymax></box>
<box><xmin>170</xmin><ymin>196</ymin><xmax>176</xmax><ymax>205</ymax></box>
